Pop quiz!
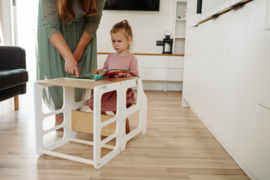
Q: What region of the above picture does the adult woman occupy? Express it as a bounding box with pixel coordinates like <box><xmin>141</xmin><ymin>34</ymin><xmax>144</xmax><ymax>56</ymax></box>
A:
<box><xmin>37</xmin><ymin>0</ymin><xmax>106</xmax><ymax>130</ymax></box>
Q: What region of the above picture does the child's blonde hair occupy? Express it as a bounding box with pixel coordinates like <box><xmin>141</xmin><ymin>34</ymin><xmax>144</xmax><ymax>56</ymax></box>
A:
<box><xmin>110</xmin><ymin>20</ymin><xmax>133</xmax><ymax>51</ymax></box>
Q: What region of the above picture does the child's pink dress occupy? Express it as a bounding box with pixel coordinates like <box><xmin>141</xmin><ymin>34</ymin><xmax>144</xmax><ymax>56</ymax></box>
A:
<box><xmin>88</xmin><ymin>53</ymin><xmax>139</xmax><ymax>112</ymax></box>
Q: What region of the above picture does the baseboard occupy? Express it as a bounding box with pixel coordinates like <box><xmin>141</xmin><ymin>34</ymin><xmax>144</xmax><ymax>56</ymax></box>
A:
<box><xmin>140</xmin><ymin>81</ymin><xmax>183</xmax><ymax>91</ymax></box>
<box><xmin>189</xmin><ymin>106</ymin><xmax>258</xmax><ymax>180</ymax></box>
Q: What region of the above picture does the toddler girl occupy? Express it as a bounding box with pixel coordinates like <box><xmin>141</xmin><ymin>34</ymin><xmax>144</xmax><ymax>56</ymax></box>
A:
<box><xmin>88</xmin><ymin>20</ymin><xmax>139</xmax><ymax>134</ymax></box>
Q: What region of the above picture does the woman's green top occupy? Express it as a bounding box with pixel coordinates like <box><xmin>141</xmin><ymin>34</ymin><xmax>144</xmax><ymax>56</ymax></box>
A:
<box><xmin>37</xmin><ymin>0</ymin><xmax>105</xmax><ymax>111</ymax></box>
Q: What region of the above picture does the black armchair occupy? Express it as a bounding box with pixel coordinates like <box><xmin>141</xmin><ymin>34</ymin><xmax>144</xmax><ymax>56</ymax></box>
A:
<box><xmin>0</xmin><ymin>46</ymin><xmax>29</xmax><ymax>110</ymax></box>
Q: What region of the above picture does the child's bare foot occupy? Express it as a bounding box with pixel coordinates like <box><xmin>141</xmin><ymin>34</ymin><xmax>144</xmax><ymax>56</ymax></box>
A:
<box><xmin>126</xmin><ymin>118</ymin><xmax>130</xmax><ymax>134</ymax></box>
<box><xmin>55</xmin><ymin>114</ymin><xmax>64</xmax><ymax>131</ymax></box>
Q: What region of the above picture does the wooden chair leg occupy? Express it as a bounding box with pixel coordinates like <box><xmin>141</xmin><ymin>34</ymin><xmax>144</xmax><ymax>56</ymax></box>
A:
<box><xmin>14</xmin><ymin>96</ymin><xmax>19</xmax><ymax>110</ymax></box>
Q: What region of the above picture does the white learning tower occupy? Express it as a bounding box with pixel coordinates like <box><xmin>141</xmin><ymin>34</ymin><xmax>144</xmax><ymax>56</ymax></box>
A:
<box><xmin>34</xmin><ymin>77</ymin><xmax>147</xmax><ymax>169</ymax></box>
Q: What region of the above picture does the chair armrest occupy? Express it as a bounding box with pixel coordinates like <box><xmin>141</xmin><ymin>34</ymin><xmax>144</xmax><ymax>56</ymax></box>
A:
<box><xmin>0</xmin><ymin>46</ymin><xmax>26</xmax><ymax>70</ymax></box>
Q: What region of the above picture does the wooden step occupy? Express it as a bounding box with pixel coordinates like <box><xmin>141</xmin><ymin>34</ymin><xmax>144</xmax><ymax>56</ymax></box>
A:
<box><xmin>72</xmin><ymin>111</ymin><xmax>116</xmax><ymax>136</ymax></box>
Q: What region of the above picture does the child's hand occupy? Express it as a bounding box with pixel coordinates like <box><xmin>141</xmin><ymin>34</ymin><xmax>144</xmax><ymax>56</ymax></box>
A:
<box><xmin>92</xmin><ymin>69</ymin><xmax>104</xmax><ymax>74</ymax></box>
<box><xmin>115</xmin><ymin>73</ymin><xmax>127</xmax><ymax>78</ymax></box>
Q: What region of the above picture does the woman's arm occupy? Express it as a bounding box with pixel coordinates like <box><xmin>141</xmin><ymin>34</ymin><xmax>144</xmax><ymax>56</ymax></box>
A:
<box><xmin>50</xmin><ymin>33</ymin><xmax>80</xmax><ymax>76</ymax></box>
<box><xmin>73</xmin><ymin>0</ymin><xmax>106</xmax><ymax>62</ymax></box>
<box><xmin>84</xmin><ymin>0</ymin><xmax>106</xmax><ymax>37</ymax></box>
<box><xmin>41</xmin><ymin>0</ymin><xmax>79</xmax><ymax>76</ymax></box>
<box><xmin>73</xmin><ymin>31</ymin><xmax>92</xmax><ymax>62</ymax></box>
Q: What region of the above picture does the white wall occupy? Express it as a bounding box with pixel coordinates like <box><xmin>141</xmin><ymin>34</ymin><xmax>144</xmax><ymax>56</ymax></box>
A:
<box><xmin>0</xmin><ymin>1</ymin><xmax>2</xmax><ymax>45</ymax></box>
<box><xmin>16</xmin><ymin>0</ymin><xmax>39</xmax><ymax>81</ymax></box>
<box><xmin>0</xmin><ymin>1</ymin><xmax>1</xmax><ymax>22</ymax></box>
<box><xmin>97</xmin><ymin>0</ymin><xmax>174</xmax><ymax>54</ymax></box>
<box><xmin>0</xmin><ymin>0</ymin><xmax>13</xmax><ymax>46</ymax></box>
<box><xmin>183</xmin><ymin>0</ymin><xmax>270</xmax><ymax>179</ymax></box>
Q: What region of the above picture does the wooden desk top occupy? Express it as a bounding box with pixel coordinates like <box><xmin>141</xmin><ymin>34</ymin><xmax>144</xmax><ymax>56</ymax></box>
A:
<box><xmin>38</xmin><ymin>77</ymin><xmax>137</xmax><ymax>89</ymax></box>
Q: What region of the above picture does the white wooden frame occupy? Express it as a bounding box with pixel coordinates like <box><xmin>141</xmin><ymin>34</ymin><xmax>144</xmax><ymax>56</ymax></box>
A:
<box><xmin>34</xmin><ymin>78</ymin><xmax>147</xmax><ymax>169</ymax></box>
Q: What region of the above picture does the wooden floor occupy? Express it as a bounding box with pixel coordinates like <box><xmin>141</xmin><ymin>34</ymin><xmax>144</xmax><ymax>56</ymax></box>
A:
<box><xmin>0</xmin><ymin>85</ymin><xmax>250</xmax><ymax>180</ymax></box>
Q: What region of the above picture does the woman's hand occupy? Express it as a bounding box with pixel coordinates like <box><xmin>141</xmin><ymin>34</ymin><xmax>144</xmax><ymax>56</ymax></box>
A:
<box><xmin>49</xmin><ymin>33</ymin><xmax>80</xmax><ymax>77</ymax></box>
<box><xmin>73</xmin><ymin>48</ymin><xmax>83</xmax><ymax>63</ymax></box>
<box><xmin>93</xmin><ymin>69</ymin><xmax>104</xmax><ymax>74</ymax></box>
<box><xmin>115</xmin><ymin>73</ymin><xmax>127</xmax><ymax>78</ymax></box>
<box><xmin>65</xmin><ymin>58</ymin><xmax>80</xmax><ymax>77</ymax></box>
